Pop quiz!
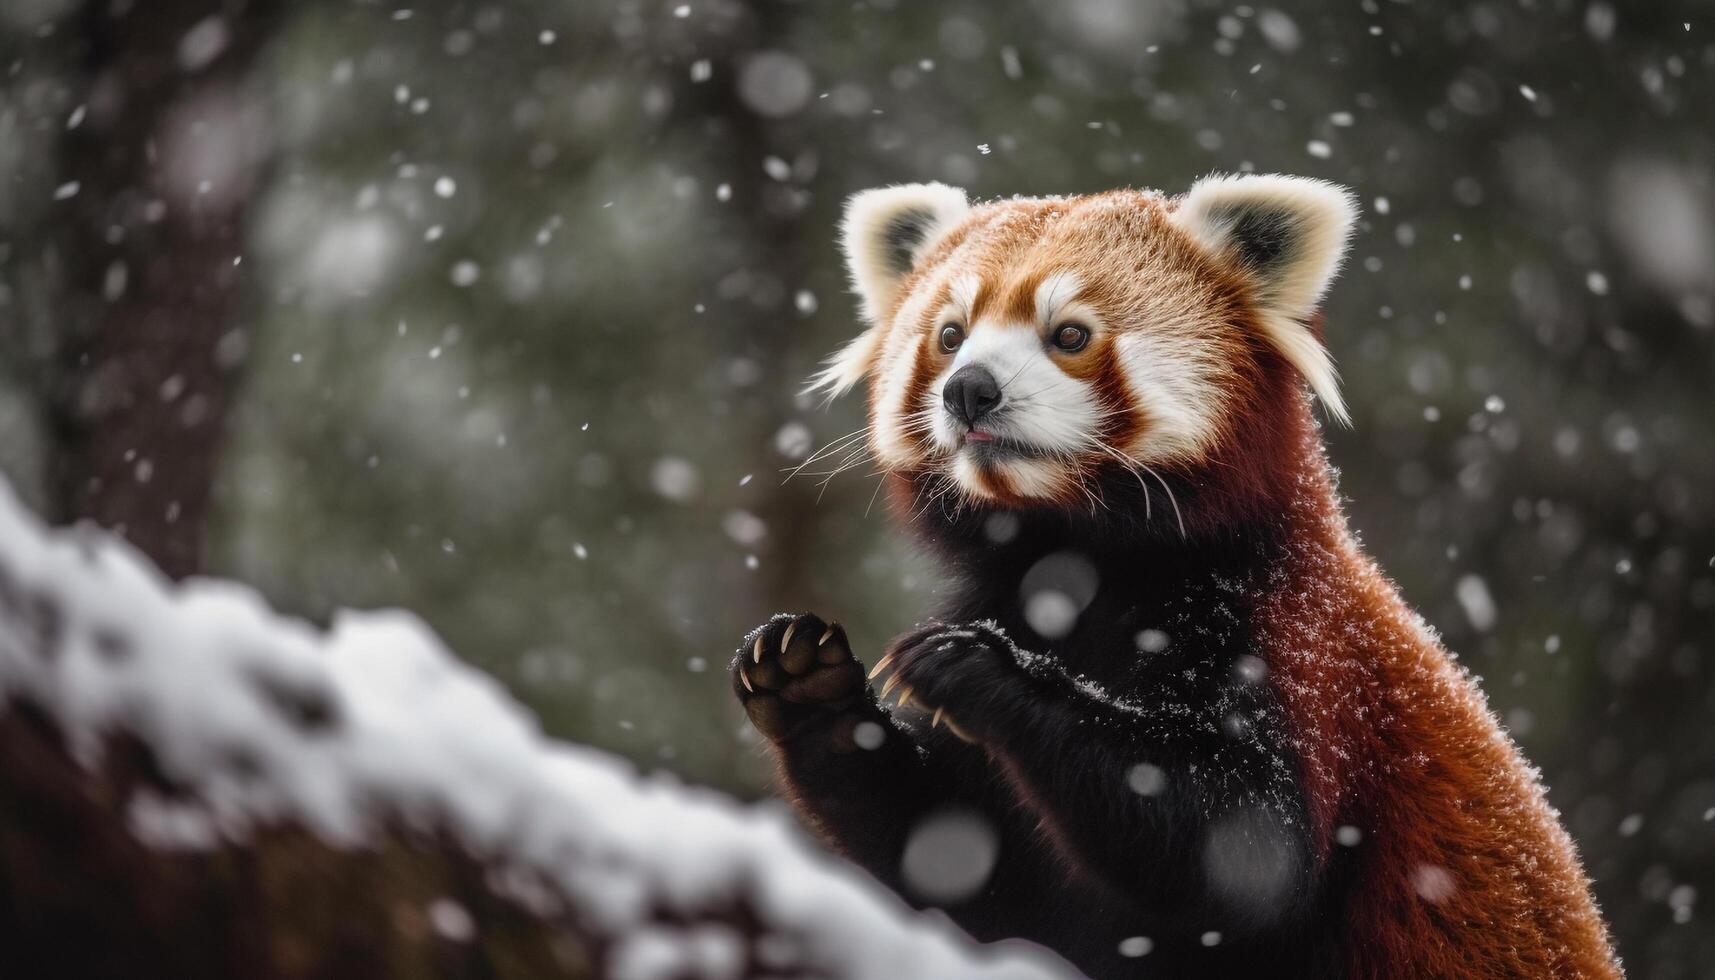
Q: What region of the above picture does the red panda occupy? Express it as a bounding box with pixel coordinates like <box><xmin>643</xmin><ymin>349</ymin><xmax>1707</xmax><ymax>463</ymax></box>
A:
<box><xmin>728</xmin><ymin>176</ymin><xmax>1621</xmax><ymax>978</ymax></box>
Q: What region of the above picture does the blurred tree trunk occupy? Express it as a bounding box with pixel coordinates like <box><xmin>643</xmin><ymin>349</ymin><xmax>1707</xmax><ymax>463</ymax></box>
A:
<box><xmin>674</xmin><ymin>1</ymin><xmax>825</xmax><ymax>614</ymax></box>
<box><xmin>44</xmin><ymin>0</ymin><xmax>279</xmax><ymax>579</ymax></box>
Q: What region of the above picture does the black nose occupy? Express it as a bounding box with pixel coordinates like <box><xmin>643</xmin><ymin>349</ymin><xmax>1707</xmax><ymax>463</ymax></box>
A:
<box><xmin>943</xmin><ymin>364</ymin><xmax>1003</xmax><ymax>426</ymax></box>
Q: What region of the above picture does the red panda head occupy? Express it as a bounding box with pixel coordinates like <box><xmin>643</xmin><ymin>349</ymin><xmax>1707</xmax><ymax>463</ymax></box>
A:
<box><xmin>813</xmin><ymin>175</ymin><xmax>1357</xmax><ymax>537</ymax></box>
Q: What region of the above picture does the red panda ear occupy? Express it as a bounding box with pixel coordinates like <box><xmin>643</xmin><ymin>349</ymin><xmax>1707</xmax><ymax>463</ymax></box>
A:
<box><xmin>808</xmin><ymin>184</ymin><xmax>970</xmax><ymax>398</ymax></box>
<box><xmin>1172</xmin><ymin>173</ymin><xmax>1358</xmax><ymax>425</ymax></box>
<box><xmin>841</xmin><ymin>182</ymin><xmax>969</xmax><ymax>324</ymax></box>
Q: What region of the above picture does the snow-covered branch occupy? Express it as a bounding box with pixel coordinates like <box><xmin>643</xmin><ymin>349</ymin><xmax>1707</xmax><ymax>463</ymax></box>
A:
<box><xmin>0</xmin><ymin>479</ymin><xmax>1071</xmax><ymax>980</ymax></box>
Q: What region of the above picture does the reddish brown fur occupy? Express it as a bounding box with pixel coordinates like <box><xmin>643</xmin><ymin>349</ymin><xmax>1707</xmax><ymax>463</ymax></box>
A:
<box><xmin>1253</xmin><ymin>432</ymin><xmax>1620</xmax><ymax>976</ymax></box>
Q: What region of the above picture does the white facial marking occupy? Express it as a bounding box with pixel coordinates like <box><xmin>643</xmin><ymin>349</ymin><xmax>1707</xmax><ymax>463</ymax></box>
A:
<box><xmin>926</xmin><ymin>272</ymin><xmax>1105</xmax><ymax>498</ymax></box>
<box><xmin>1115</xmin><ymin>326</ymin><xmax>1227</xmax><ymax>464</ymax></box>
<box><xmin>948</xmin><ymin>274</ymin><xmax>981</xmax><ymax>319</ymax></box>
<box><xmin>932</xmin><ymin>324</ymin><xmax>1097</xmax><ymax>456</ymax></box>
<box><xmin>879</xmin><ymin>263</ymin><xmax>1229</xmax><ymax>503</ymax></box>
<box><xmin>871</xmin><ymin>272</ymin><xmax>944</xmax><ymax>469</ymax></box>
<box><xmin>1034</xmin><ymin>272</ymin><xmax>1082</xmax><ymax>326</ymax></box>
<box><xmin>993</xmin><ymin>457</ymin><xmax>1069</xmax><ymax>498</ymax></box>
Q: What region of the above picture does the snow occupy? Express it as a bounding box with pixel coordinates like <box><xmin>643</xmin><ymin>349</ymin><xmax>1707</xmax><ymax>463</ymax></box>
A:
<box><xmin>650</xmin><ymin>456</ymin><xmax>701</xmax><ymax>503</ymax></box>
<box><xmin>1409</xmin><ymin>864</ymin><xmax>1457</xmax><ymax>904</ymax></box>
<box><xmin>1256</xmin><ymin>9</ymin><xmax>1301</xmax><ymax>52</ymax></box>
<box><xmin>737</xmin><ymin>52</ymin><xmax>814</xmax><ymax>119</ymax></box>
<box><xmin>1126</xmin><ymin>762</ymin><xmax>1165</xmax><ymax>796</ymax></box>
<box><xmin>1117</xmin><ymin>936</ymin><xmax>1152</xmax><ymax>958</ymax></box>
<box><xmin>177</xmin><ymin>15</ymin><xmax>232</xmax><ymax>72</ymax></box>
<box><xmin>1019</xmin><ymin>551</ymin><xmax>1099</xmax><ymax>641</ymax></box>
<box><xmin>899</xmin><ymin>808</ymin><xmax>1001</xmax><ymax>904</ymax></box>
<box><xmin>1606</xmin><ymin>160</ymin><xmax>1715</xmax><ymax>296</ymax></box>
<box><xmin>1023</xmin><ymin>590</ymin><xmax>1079</xmax><ymax>639</ymax></box>
<box><xmin>0</xmin><ymin>479</ymin><xmax>1071</xmax><ymax>980</ymax></box>
<box><xmin>1455</xmin><ymin>574</ymin><xmax>1498</xmax><ymax>632</ymax></box>
<box><xmin>1202</xmin><ymin>807</ymin><xmax>1301</xmax><ymax>919</ymax></box>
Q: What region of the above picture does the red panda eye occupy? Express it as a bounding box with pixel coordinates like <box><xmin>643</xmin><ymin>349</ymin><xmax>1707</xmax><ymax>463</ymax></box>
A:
<box><xmin>1053</xmin><ymin>323</ymin><xmax>1090</xmax><ymax>352</ymax></box>
<box><xmin>939</xmin><ymin>323</ymin><xmax>965</xmax><ymax>353</ymax></box>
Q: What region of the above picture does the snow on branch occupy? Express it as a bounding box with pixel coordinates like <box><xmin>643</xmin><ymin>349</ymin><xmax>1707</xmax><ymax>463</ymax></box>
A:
<box><xmin>0</xmin><ymin>479</ymin><xmax>1072</xmax><ymax>980</ymax></box>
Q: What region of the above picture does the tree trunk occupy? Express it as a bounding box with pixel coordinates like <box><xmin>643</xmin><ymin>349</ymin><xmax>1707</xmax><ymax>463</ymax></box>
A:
<box><xmin>44</xmin><ymin>0</ymin><xmax>279</xmax><ymax>579</ymax></box>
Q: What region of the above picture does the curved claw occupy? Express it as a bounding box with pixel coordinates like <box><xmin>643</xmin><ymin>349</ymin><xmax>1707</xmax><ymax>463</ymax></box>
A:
<box><xmin>867</xmin><ymin>650</ymin><xmax>897</xmax><ymax>680</ymax></box>
<box><xmin>739</xmin><ymin>666</ymin><xmax>754</xmax><ymax>692</ymax></box>
<box><xmin>781</xmin><ymin>621</ymin><xmax>797</xmax><ymax>651</ymax></box>
<box><xmin>818</xmin><ymin>622</ymin><xmax>840</xmax><ymax>646</ymax></box>
<box><xmin>942</xmin><ymin>714</ymin><xmax>976</xmax><ymax>744</ymax></box>
<box><xmin>896</xmin><ymin>684</ymin><xmax>915</xmax><ymax>710</ymax></box>
<box><xmin>753</xmin><ymin>634</ymin><xmax>766</xmax><ymax>663</ymax></box>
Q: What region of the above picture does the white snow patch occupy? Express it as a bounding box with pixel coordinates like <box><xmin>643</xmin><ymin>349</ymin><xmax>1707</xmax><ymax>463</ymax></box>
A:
<box><xmin>0</xmin><ymin>479</ymin><xmax>1071</xmax><ymax>980</ymax></box>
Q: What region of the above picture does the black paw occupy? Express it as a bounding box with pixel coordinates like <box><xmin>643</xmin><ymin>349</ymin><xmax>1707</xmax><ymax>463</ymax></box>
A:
<box><xmin>731</xmin><ymin>613</ymin><xmax>867</xmax><ymax>742</ymax></box>
<box><xmin>871</xmin><ymin>621</ymin><xmax>1025</xmax><ymax>744</ymax></box>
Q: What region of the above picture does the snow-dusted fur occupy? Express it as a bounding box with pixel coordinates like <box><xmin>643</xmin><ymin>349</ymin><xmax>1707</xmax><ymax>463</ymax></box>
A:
<box><xmin>734</xmin><ymin>176</ymin><xmax>1620</xmax><ymax>978</ymax></box>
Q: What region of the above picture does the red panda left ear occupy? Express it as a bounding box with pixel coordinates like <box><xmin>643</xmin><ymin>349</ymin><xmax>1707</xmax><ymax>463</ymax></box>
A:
<box><xmin>807</xmin><ymin>183</ymin><xmax>971</xmax><ymax>399</ymax></box>
<box><xmin>1171</xmin><ymin>173</ymin><xmax>1358</xmax><ymax>425</ymax></box>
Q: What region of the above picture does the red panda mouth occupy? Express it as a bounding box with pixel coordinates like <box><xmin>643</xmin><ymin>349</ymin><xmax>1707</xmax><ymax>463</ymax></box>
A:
<box><xmin>959</xmin><ymin>429</ymin><xmax>1054</xmax><ymax>462</ymax></box>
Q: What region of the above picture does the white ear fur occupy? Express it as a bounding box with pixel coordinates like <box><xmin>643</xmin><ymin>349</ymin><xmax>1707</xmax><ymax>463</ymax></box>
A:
<box><xmin>842</xmin><ymin>182</ymin><xmax>970</xmax><ymax>323</ymax></box>
<box><xmin>1172</xmin><ymin>173</ymin><xmax>1357</xmax><ymax>425</ymax></box>
<box><xmin>807</xmin><ymin>183</ymin><xmax>969</xmax><ymax>398</ymax></box>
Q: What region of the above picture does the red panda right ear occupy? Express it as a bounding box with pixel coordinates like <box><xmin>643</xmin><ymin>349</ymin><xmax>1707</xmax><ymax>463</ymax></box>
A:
<box><xmin>1171</xmin><ymin>173</ymin><xmax>1358</xmax><ymax>425</ymax></box>
<box><xmin>809</xmin><ymin>184</ymin><xmax>969</xmax><ymax>398</ymax></box>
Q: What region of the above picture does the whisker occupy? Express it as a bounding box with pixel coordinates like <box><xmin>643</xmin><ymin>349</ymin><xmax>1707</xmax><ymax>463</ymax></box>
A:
<box><xmin>784</xmin><ymin>427</ymin><xmax>871</xmax><ymax>481</ymax></box>
<box><xmin>1095</xmin><ymin>443</ymin><xmax>1152</xmax><ymax>521</ymax></box>
<box><xmin>904</xmin><ymin>475</ymin><xmax>941</xmax><ymax>525</ymax></box>
<box><xmin>1072</xmin><ymin>466</ymin><xmax>1106</xmax><ymax>517</ymax></box>
<box><xmin>813</xmin><ymin>443</ymin><xmax>876</xmax><ymax>494</ymax></box>
<box><xmin>1006</xmin><ymin>378</ymin><xmax>1070</xmax><ymax>402</ymax></box>
<box><xmin>864</xmin><ymin>472</ymin><xmax>887</xmax><ymax>518</ymax></box>
<box><xmin>795</xmin><ymin>445</ymin><xmax>875</xmax><ymax>478</ymax></box>
<box><xmin>1141</xmin><ymin>464</ymin><xmax>1187</xmax><ymax>539</ymax></box>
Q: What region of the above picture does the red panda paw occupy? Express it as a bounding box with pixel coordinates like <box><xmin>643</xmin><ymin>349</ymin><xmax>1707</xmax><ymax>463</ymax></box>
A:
<box><xmin>869</xmin><ymin>620</ymin><xmax>1027</xmax><ymax>744</ymax></box>
<box><xmin>731</xmin><ymin>613</ymin><xmax>868</xmax><ymax>743</ymax></box>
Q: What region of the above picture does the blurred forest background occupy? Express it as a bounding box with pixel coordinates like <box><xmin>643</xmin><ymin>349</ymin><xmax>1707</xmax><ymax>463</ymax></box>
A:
<box><xmin>0</xmin><ymin>0</ymin><xmax>1711</xmax><ymax>974</ymax></box>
